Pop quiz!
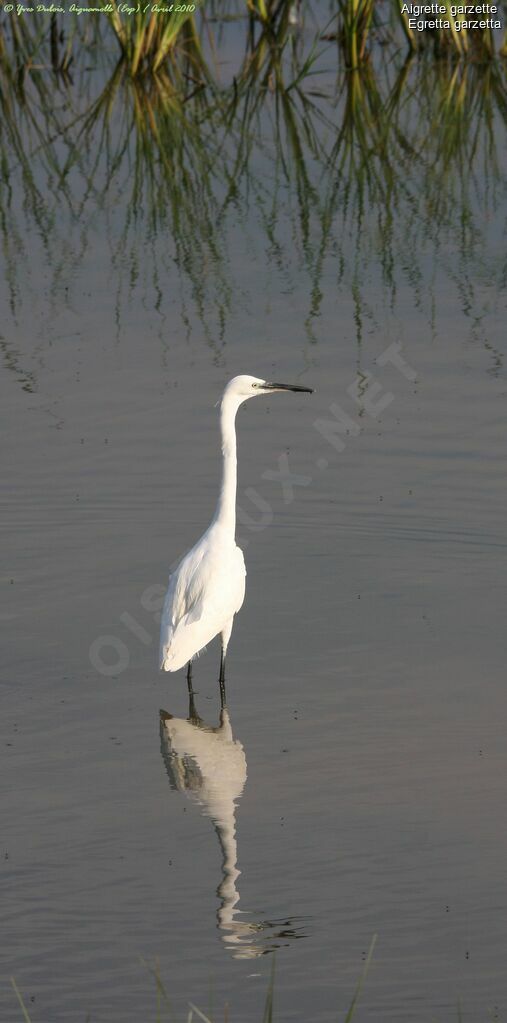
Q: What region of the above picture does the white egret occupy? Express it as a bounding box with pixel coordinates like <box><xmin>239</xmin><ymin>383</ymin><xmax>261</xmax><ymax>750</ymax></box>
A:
<box><xmin>159</xmin><ymin>374</ymin><xmax>313</xmax><ymax>698</ymax></box>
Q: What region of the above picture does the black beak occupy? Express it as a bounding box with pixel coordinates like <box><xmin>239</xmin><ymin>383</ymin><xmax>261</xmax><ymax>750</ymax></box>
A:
<box><xmin>263</xmin><ymin>381</ymin><xmax>314</xmax><ymax>393</ymax></box>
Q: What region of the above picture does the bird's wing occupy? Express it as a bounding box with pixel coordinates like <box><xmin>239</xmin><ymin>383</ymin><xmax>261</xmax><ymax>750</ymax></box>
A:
<box><xmin>163</xmin><ymin>546</ymin><xmax>209</xmax><ymax>633</ymax></box>
<box><xmin>159</xmin><ymin>552</ymin><xmax>207</xmax><ymax>668</ymax></box>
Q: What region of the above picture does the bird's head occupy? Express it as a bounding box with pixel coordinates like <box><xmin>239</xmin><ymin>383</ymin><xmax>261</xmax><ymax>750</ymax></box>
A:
<box><xmin>223</xmin><ymin>374</ymin><xmax>313</xmax><ymax>405</ymax></box>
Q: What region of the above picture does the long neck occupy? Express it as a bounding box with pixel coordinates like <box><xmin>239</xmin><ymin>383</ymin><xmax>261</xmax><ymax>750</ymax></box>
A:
<box><xmin>213</xmin><ymin>395</ymin><xmax>239</xmax><ymax>534</ymax></box>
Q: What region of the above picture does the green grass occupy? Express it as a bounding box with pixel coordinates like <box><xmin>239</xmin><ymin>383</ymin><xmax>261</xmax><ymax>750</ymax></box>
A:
<box><xmin>1</xmin><ymin>0</ymin><xmax>506</xmax><ymax>79</ymax></box>
<box><xmin>10</xmin><ymin>937</ymin><xmax>493</xmax><ymax>1021</ymax></box>
<box><xmin>104</xmin><ymin>0</ymin><xmax>208</xmax><ymax>76</ymax></box>
<box><xmin>11</xmin><ymin>936</ymin><xmax>377</xmax><ymax>1022</ymax></box>
<box><xmin>1</xmin><ymin>28</ymin><xmax>506</xmax><ymax>339</ymax></box>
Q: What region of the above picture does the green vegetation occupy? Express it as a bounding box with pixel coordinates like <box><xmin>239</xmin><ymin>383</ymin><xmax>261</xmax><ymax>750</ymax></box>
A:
<box><xmin>9</xmin><ymin>938</ymin><xmax>485</xmax><ymax>1021</ymax></box>
<box><xmin>1</xmin><ymin>7</ymin><xmax>506</xmax><ymax>340</ymax></box>
<box><xmin>0</xmin><ymin>2</ymin><xmax>505</xmax><ymax>341</ymax></box>
<box><xmin>0</xmin><ymin>0</ymin><xmax>506</xmax><ymax>79</ymax></box>
<box><xmin>11</xmin><ymin>936</ymin><xmax>377</xmax><ymax>1021</ymax></box>
<box><xmin>104</xmin><ymin>0</ymin><xmax>208</xmax><ymax>76</ymax></box>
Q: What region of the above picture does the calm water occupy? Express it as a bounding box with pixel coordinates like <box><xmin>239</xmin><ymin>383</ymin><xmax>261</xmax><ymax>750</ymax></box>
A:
<box><xmin>2</xmin><ymin>31</ymin><xmax>507</xmax><ymax>1022</ymax></box>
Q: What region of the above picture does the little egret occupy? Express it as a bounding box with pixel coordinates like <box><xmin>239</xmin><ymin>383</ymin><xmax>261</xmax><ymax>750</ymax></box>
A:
<box><xmin>159</xmin><ymin>374</ymin><xmax>313</xmax><ymax>698</ymax></box>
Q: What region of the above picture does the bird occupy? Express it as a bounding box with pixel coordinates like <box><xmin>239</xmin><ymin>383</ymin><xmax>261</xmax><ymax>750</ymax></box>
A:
<box><xmin>159</xmin><ymin>374</ymin><xmax>313</xmax><ymax>700</ymax></box>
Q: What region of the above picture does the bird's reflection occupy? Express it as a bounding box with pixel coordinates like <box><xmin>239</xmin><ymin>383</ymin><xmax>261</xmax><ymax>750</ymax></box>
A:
<box><xmin>159</xmin><ymin>693</ymin><xmax>305</xmax><ymax>958</ymax></box>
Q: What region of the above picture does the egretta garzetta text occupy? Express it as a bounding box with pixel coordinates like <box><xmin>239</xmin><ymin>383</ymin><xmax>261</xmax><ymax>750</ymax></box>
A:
<box><xmin>159</xmin><ymin>375</ymin><xmax>313</xmax><ymax>699</ymax></box>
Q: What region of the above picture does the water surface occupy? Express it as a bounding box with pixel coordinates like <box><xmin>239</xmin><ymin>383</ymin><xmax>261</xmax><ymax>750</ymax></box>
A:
<box><xmin>2</xmin><ymin>31</ymin><xmax>507</xmax><ymax>1023</ymax></box>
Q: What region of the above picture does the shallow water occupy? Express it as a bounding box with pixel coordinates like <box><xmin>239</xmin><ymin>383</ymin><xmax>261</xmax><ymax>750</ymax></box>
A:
<box><xmin>2</xmin><ymin>38</ymin><xmax>507</xmax><ymax>1023</ymax></box>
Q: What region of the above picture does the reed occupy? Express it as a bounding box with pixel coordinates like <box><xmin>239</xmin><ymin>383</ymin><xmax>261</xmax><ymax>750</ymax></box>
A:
<box><xmin>104</xmin><ymin>1</ymin><xmax>208</xmax><ymax>76</ymax></box>
<box><xmin>1</xmin><ymin>10</ymin><xmax>506</xmax><ymax>339</ymax></box>
<box><xmin>337</xmin><ymin>0</ymin><xmax>375</xmax><ymax>68</ymax></box>
<box><xmin>10</xmin><ymin>937</ymin><xmax>377</xmax><ymax>1021</ymax></box>
<box><xmin>1</xmin><ymin>0</ymin><xmax>506</xmax><ymax>79</ymax></box>
<box><xmin>10</xmin><ymin>937</ymin><xmax>490</xmax><ymax>1021</ymax></box>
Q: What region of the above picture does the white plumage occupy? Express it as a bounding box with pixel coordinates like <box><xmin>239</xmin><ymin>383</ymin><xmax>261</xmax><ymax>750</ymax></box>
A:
<box><xmin>159</xmin><ymin>374</ymin><xmax>312</xmax><ymax>688</ymax></box>
<box><xmin>160</xmin><ymin>535</ymin><xmax>246</xmax><ymax>673</ymax></box>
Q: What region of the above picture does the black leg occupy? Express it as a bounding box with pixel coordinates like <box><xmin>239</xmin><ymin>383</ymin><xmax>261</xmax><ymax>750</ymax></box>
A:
<box><xmin>219</xmin><ymin>649</ymin><xmax>226</xmax><ymax>708</ymax></box>
<box><xmin>186</xmin><ymin>660</ymin><xmax>194</xmax><ymax>696</ymax></box>
<box><xmin>188</xmin><ymin>689</ymin><xmax>199</xmax><ymax>723</ymax></box>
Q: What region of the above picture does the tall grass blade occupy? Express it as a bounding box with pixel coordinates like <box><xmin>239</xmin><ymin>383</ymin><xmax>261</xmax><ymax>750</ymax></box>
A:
<box><xmin>262</xmin><ymin>955</ymin><xmax>276</xmax><ymax>1023</ymax></box>
<box><xmin>10</xmin><ymin>978</ymin><xmax>32</xmax><ymax>1023</ymax></box>
<box><xmin>395</xmin><ymin>0</ymin><xmax>417</xmax><ymax>50</ymax></box>
<box><xmin>343</xmin><ymin>933</ymin><xmax>377</xmax><ymax>1022</ymax></box>
<box><xmin>140</xmin><ymin>957</ymin><xmax>175</xmax><ymax>1021</ymax></box>
<box><xmin>153</xmin><ymin>5</ymin><xmax>205</xmax><ymax>71</ymax></box>
<box><xmin>441</xmin><ymin>0</ymin><xmax>468</xmax><ymax>53</ymax></box>
<box><xmin>188</xmin><ymin>1004</ymin><xmax>213</xmax><ymax>1023</ymax></box>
